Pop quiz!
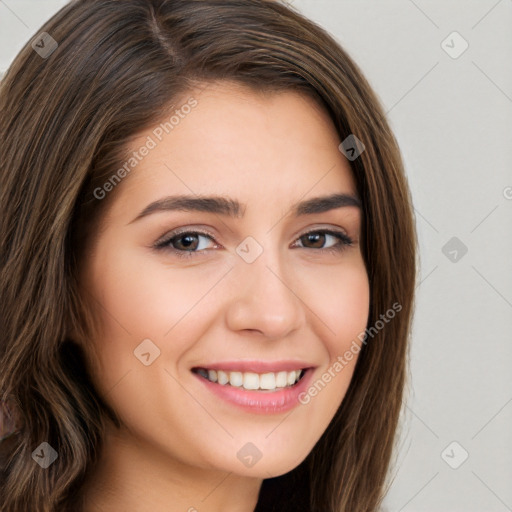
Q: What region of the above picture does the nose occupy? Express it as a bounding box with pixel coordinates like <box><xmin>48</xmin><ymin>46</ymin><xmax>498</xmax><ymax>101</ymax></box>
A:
<box><xmin>224</xmin><ymin>248</ymin><xmax>306</xmax><ymax>339</ymax></box>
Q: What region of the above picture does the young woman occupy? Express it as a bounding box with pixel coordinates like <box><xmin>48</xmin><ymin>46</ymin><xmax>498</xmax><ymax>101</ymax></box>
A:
<box><xmin>0</xmin><ymin>1</ymin><xmax>417</xmax><ymax>511</ymax></box>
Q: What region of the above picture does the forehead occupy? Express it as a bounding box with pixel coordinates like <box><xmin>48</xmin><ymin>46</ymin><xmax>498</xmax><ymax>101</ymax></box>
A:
<box><xmin>105</xmin><ymin>81</ymin><xmax>357</xmax><ymax>220</ymax></box>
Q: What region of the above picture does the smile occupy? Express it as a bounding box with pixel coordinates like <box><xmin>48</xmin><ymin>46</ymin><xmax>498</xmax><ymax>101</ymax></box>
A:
<box><xmin>190</xmin><ymin>360</ymin><xmax>316</xmax><ymax>414</ymax></box>
<box><xmin>192</xmin><ymin>368</ymin><xmax>305</xmax><ymax>392</ymax></box>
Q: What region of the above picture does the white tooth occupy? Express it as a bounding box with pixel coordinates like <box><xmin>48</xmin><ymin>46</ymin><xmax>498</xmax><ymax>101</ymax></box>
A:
<box><xmin>229</xmin><ymin>371</ymin><xmax>243</xmax><ymax>387</ymax></box>
<box><xmin>243</xmin><ymin>372</ymin><xmax>260</xmax><ymax>390</ymax></box>
<box><xmin>259</xmin><ymin>373</ymin><xmax>276</xmax><ymax>390</ymax></box>
<box><xmin>286</xmin><ymin>370</ymin><xmax>297</xmax><ymax>386</ymax></box>
<box><xmin>276</xmin><ymin>371</ymin><xmax>288</xmax><ymax>388</ymax></box>
<box><xmin>208</xmin><ymin>370</ymin><xmax>218</xmax><ymax>383</ymax></box>
<box><xmin>217</xmin><ymin>370</ymin><xmax>229</xmax><ymax>385</ymax></box>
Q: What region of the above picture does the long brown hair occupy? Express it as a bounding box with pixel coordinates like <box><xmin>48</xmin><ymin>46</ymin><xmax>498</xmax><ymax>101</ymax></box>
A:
<box><xmin>0</xmin><ymin>1</ymin><xmax>417</xmax><ymax>510</ymax></box>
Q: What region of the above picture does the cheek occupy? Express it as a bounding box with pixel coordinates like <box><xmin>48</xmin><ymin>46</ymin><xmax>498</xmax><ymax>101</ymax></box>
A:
<box><xmin>91</xmin><ymin>251</ymin><xmax>210</xmax><ymax>335</ymax></box>
<box><xmin>297</xmin><ymin>258</ymin><xmax>369</xmax><ymax>412</ymax></box>
<box><xmin>83</xmin><ymin>246</ymin><xmax>229</xmax><ymax>383</ymax></box>
<box><xmin>307</xmin><ymin>257</ymin><xmax>370</xmax><ymax>354</ymax></box>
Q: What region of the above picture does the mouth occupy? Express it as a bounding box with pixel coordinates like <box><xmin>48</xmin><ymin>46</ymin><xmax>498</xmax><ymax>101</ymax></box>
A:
<box><xmin>191</xmin><ymin>367</ymin><xmax>307</xmax><ymax>392</ymax></box>
<box><xmin>190</xmin><ymin>362</ymin><xmax>316</xmax><ymax>414</ymax></box>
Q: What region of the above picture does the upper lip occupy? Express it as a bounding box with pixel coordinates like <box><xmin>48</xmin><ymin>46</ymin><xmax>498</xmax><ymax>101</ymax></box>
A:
<box><xmin>192</xmin><ymin>360</ymin><xmax>315</xmax><ymax>373</ymax></box>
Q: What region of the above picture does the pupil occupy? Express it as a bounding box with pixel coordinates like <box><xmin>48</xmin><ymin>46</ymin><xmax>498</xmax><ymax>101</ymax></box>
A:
<box><xmin>178</xmin><ymin>234</ymin><xmax>197</xmax><ymax>250</ymax></box>
<box><xmin>306</xmin><ymin>233</ymin><xmax>324</xmax><ymax>248</ymax></box>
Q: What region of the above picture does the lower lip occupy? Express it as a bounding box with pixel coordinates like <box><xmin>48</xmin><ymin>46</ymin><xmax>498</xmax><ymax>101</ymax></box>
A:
<box><xmin>192</xmin><ymin>368</ymin><xmax>315</xmax><ymax>414</ymax></box>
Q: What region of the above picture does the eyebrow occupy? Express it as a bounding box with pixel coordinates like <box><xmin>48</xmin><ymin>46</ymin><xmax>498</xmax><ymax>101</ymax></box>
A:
<box><xmin>128</xmin><ymin>192</ymin><xmax>361</xmax><ymax>224</ymax></box>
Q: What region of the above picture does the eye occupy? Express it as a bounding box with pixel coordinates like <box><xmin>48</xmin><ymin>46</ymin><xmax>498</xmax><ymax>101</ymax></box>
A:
<box><xmin>153</xmin><ymin>229</ymin><xmax>218</xmax><ymax>259</ymax></box>
<box><xmin>153</xmin><ymin>228</ymin><xmax>354</xmax><ymax>259</ymax></box>
<box><xmin>292</xmin><ymin>229</ymin><xmax>354</xmax><ymax>254</ymax></box>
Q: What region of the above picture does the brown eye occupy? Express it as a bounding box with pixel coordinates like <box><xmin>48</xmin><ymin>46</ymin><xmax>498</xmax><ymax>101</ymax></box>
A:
<box><xmin>153</xmin><ymin>230</ymin><xmax>218</xmax><ymax>259</ymax></box>
<box><xmin>295</xmin><ymin>230</ymin><xmax>353</xmax><ymax>252</ymax></box>
<box><xmin>300</xmin><ymin>232</ymin><xmax>327</xmax><ymax>249</ymax></box>
<box><xmin>172</xmin><ymin>233</ymin><xmax>201</xmax><ymax>251</ymax></box>
<box><xmin>153</xmin><ymin>228</ymin><xmax>353</xmax><ymax>260</ymax></box>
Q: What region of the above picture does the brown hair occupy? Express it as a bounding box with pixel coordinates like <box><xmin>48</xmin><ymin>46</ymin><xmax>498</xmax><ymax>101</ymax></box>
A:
<box><xmin>0</xmin><ymin>0</ymin><xmax>417</xmax><ymax>510</ymax></box>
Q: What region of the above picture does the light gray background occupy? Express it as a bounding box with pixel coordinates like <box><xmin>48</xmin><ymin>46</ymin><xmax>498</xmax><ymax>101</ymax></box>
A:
<box><xmin>1</xmin><ymin>1</ymin><xmax>511</xmax><ymax>511</ymax></box>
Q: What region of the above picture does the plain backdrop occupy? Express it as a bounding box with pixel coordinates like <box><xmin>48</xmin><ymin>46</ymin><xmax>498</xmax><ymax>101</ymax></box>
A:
<box><xmin>1</xmin><ymin>1</ymin><xmax>511</xmax><ymax>511</ymax></box>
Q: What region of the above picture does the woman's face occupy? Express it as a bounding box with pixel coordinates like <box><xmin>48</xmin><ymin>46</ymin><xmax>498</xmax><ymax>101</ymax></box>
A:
<box><xmin>80</xmin><ymin>81</ymin><xmax>370</xmax><ymax>479</ymax></box>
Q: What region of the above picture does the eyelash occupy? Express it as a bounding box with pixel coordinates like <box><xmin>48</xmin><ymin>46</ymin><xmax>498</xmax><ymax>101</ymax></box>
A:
<box><xmin>153</xmin><ymin>228</ymin><xmax>354</xmax><ymax>260</ymax></box>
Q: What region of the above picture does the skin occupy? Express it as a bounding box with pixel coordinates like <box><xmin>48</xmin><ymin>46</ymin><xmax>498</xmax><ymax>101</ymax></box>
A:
<box><xmin>77</xmin><ymin>81</ymin><xmax>370</xmax><ymax>512</ymax></box>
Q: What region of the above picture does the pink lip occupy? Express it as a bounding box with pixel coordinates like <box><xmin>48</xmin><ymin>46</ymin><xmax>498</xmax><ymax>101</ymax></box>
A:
<box><xmin>191</xmin><ymin>360</ymin><xmax>313</xmax><ymax>373</ymax></box>
<box><xmin>192</xmin><ymin>366</ymin><xmax>315</xmax><ymax>414</ymax></box>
